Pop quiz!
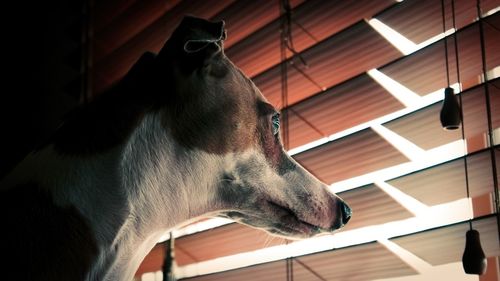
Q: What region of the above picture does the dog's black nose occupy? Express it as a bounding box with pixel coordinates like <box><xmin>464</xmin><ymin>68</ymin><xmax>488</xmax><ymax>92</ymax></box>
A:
<box><xmin>328</xmin><ymin>200</ymin><xmax>352</xmax><ymax>231</ymax></box>
<box><xmin>340</xmin><ymin>201</ymin><xmax>352</xmax><ymax>225</ymax></box>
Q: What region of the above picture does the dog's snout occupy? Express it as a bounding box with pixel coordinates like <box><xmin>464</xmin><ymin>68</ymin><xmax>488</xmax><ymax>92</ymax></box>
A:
<box><xmin>340</xmin><ymin>201</ymin><xmax>352</xmax><ymax>225</ymax></box>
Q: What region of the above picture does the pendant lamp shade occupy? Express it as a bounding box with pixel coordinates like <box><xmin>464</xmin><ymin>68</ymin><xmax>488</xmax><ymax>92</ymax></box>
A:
<box><xmin>462</xmin><ymin>229</ymin><xmax>488</xmax><ymax>275</ymax></box>
<box><xmin>440</xmin><ymin>87</ymin><xmax>461</xmax><ymax>130</ymax></box>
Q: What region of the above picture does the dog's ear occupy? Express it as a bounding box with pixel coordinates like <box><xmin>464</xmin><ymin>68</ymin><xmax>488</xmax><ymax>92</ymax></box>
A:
<box><xmin>182</xmin><ymin>17</ymin><xmax>226</xmax><ymax>54</ymax></box>
<box><xmin>158</xmin><ymin>16</ymin><xmax>226</xmax><ymax>63</ymax></box>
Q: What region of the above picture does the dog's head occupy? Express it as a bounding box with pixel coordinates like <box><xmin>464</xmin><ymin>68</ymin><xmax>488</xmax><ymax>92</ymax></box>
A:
<box><xmin>146</xmin><ymin>16</ymin><xmax>351</xmax><ymax>239</ymax></box>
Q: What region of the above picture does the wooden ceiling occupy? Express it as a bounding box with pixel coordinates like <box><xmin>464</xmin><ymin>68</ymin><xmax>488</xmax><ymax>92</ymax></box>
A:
<box><xmin>388</xmin><ymin>150</ymin><xmax>496</xmax><ymax>205</ymax></box>
<box><xmin>176</xmin><ymin>217</ymin><xmax>499</xmax><ymax>281</ymax></box>
<box><xmin>293</xmin><ymin>128</ymin><xmax>410</xmax><ymax>183</ymax></box>
<box><xmin>89</xmin><ymin>0</ymin><xmax>500</xmax><ymax>279</ymax></box>
<box><xmin>179</xmin><ymin>242</ymin><xmax>419</xmax><ymax>281</ymax></box>
<box><xmin>391</xmin><ymin>216</ymin><xmax>500</xmax><ymax>266</ymax></box>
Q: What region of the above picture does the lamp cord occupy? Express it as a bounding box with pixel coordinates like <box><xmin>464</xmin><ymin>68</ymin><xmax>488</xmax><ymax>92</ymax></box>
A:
<box><xmin>476</xmin><ymin>0</ymin><xmax>500</xmax><ymax>240</ymax></box>
<box><xmin>163</xmin><ymin>232</ymin><xmax>175</xmax><ymax>281</ymax></box>
<box><xmin>440</xmin><ymin>0</ymin><xmax>451</xmax><ymax>86</ymax></box>
<box><xmin>449</xmin><ymin>0</ymin><xmax>473</xmax><ymax>231</ymax></box>
<box><xmin>281</xmin><ymin>5</ymin><xmax>293</xmax><ymax>278</ymax></box>
<box><xmin>286</xmin><ymin>257</ymin><xmax>294</xmax><ymax>281</ymax></box>
<box><xmin>280</xmin><ymin>0</ymin><xmax>293</xmax><ymax>150</ymax></box>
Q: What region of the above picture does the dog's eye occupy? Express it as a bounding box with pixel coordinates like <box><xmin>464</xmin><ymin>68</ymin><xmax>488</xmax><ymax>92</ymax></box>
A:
<box><xmin>272</xmin><ymin>113</ymin><xmax>280</xmax><ymax>135</ymax></box>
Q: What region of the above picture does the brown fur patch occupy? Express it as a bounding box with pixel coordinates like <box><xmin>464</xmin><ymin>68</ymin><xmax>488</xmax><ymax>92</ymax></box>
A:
<box><xmin>160</xmin><ymin>57</ymin><xmax>261</xmax><ymax>154</ymax></box>
<box><xmin>0</xmin><ymin>183</ymin><xmax>98</xmax><ymax>281</ymax></box>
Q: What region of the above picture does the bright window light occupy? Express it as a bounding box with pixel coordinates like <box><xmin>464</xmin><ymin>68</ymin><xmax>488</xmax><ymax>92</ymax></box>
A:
<box><xmin>330</xmin><ymin>139</ymin><xmax>466</xmax><ymax>193</ymax></box>
<box><xmin>378</xmin><ymin>239</ymin><xmax>433</xmax><ymax>273</ymax></box>
<box><xmin>485</xmin><ymin>65</ymin><xmax>500</xmax><ymax>81</ymax></box>
<box><xmin>288</xmin><ymin>137</ymin><xmax>329</xmax><ymax>155</ymax></box>
<box><xmin>367</xmin><ymin>19</ymin><xmax>417</xmax><ymax>55</ymax></box>
<box><xmin>368</xmin><ymin>18</ymin><xmax>455</xmax><ymax>56</ymax></box>
<box><xmin>484</xmin><ymin>6</ymin><xmax>500</xmax><ymax>17</ymax></box>
<box><xmin>367</xmin><ymin>69</ymin><xmax>422</xmax><ymax>108</ymax></box>
<box><xmin>140</xmin><ymin>271</ymin><xmax>163</xmax><ymax>281</ymax></box>
<box><xmin>371</xmin><ymin>124</ymin><xmax>426</xmax><ymax>161</ymax></box>
<box><xmin>373</xmin><ymin>262</ymin><xmax>480</xmax><ymax>281</ymax></box>
<box><xmin>493</xmin><ymin>127</ymin><xmax>500</xmax><ymax>146</ymax></box>
<box><xmin>375</xmin><ymin>181</ymin><xmax>429</xmax><ymax>216</ymax></box>
<box><xmin>158</xmin><ymin>217</ymin><xmax>233</xmax><ymax>243</ymax></box>
<box><xmin>418</xmin><ymin>28</ymin><xmax>455</xmax><ymax>49</ymax></box>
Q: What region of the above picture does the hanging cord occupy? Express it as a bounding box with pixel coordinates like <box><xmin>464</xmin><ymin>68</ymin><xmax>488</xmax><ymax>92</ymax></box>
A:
<box><xmin>282</xmin><ymin>0</ymin><xmax>325</xmax><ymax>92</ymax></box>
<box><xmin>281</xmin><ymin>0</ymin><xmax>325</xmax><ymax>96</ymax></box>
<box><xmin>163</xmin><ymin>232</ymin><xmax>176</xmax><ymax>281</ymax></box>
<box><xmin>280</xmin><ymin>0</ymin><xmax>311</xmax><ymax>149</ymax></box>
<box><xmin>476</xmin><ymin>0</ymin><xmax>500</xmax><ymax>240</ymax></box>
<box><xmin>286</xmin><ymin>257</ymin><xmax>294</xmax><ymax>281</ymax></box>
<box><xmin>283</xmin><ymin>240</ymin><xmax>294</xmax><ymax>281</ymax></box>
<box><xmin>279</xmin><ymin>0</ymin><xmax>325</xmax><ymax>148</ymax></box>
<box><xmin>280</xmin><ymin>0</ymin><xmax>290</xmax><ymax>149</ymax></box>
<box><xmin>450</xmin><ymin>0</ymin><xmax>472</xmax><ymax>231</ymax></box>
<box><xmin>451</xmin><ymin>0</ymin><xmax>461</xmax><ymax>95</ymax></box>
<box><xmin>282</xmin><ymin>0</ymin><xmax>308</xmax><ymax>68</ymax></box>
<box><xmin>440</xmin><ymin>0</ymin><xmax>451</xmax><ymax>87</ymax></box>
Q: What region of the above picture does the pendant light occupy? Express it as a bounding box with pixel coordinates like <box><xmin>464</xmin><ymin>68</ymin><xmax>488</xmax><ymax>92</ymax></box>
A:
<box><xmin>462</xmin><ymin>229</ymin><xmax>487</xmax><ymax>275</ymax></box>
<box><xmin>440</xmin><ymin>86</ymin><xmax>461</xmax><ymax>130</ymax></box>
<box><xmin>446</xmin><ymin>0</ymin><xmax>488</xmax><ymax>275</ymax></box>
<box><xmin>439</xmin><ymin>0</ymin><xmax>461</xmax><ymax>130</ymax></box>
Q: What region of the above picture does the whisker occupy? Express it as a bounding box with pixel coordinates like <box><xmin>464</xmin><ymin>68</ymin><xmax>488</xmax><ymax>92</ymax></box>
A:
<box><xmin>263</xmin><ymin>235</ymin><xmax>273</xmax><ymax>248</ymax></box>
<box><xmin>265</xmin><ymin>234</ymin><xmax>280</xmax><ymax>248</ymax></box>
<box><xmin>263</xmin><ymin>235</ymin><xmax>270</xmax><ymax>247</ymax></box>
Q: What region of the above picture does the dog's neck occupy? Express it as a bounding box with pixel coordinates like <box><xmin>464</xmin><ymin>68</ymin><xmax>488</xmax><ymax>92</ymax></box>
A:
<box><xmin>91</xmin><ymin>112</ymin><xmax>225</xmax><ymax>280</ymax></box>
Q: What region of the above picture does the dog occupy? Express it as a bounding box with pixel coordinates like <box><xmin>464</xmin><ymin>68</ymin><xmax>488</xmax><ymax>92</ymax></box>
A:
<box><xmin>0</xmin><ymin>16</ymin><xmax>351</xmax><ymax>281</ymax></box>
